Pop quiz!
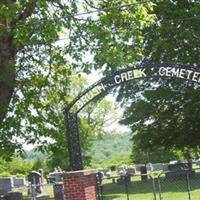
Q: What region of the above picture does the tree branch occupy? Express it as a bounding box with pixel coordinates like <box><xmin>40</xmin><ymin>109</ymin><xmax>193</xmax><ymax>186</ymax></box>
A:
<box><xmin>12</xmin><ymin>0</ymin><xmax>37</xmax><ymax>24</ymax></box>
<box><xmin>84</xmin><ymin>0</ymin><xmax>100</xmax><ymax>10</ymax></box>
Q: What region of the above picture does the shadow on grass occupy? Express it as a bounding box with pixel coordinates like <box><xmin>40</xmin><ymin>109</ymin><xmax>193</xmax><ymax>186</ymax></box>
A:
<box><xmin>159</xmin><ymin>173</ymin><xmax>200</xmax><ymax>193</ymax></box>
<box><xmin>102</xmin><ymin>173</ymin><xmax>200</xmax><ymax>200</ymax></box>
<box><xmin>103</xmin><ymin>194</ymin><xmax>128</xmax><ymax>200</ymax></box>
<box><xmin>103</xmin><ymin>179</ymin><xmax>154</xmax><ymax>194</ymax></box>
<box><xmin>102</xmin><ymin>179</ymin><xmax>155</xmax><ymax>200</ymax></box>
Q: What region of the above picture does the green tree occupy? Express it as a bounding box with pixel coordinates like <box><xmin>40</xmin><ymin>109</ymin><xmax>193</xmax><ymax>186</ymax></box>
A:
<box><xmin>0</xmin><ymin>157</ymin><xmax>33</xmax><ymax>177</ymax></box>
<box><xmin>0</xmin><ymin>0</ymin><xmax>154</xmax><ymax>160</ymax></box>
<box><xmin>0</xmin><ymin>0</ymin><xmax>80</xmax><ymax>157</ymax></box>
<box><xmin>32</xmin><ymin>158</ymin><xmax>48</xmax><ymax>172</ymax></box>
<box><xmin>121</xmin><ymin>87</ymin><xmax>200</xmax><ymax>159</ymax></box>
<box><xmin>0</xmin><ymin>0</ymin><xmax>71</xmax><ymax>123</ymax></box>
<box><xmin>88</xmin><ymin>132</ymin><xmax>132</xmax><ymax>168</ymax></box>
<box><xmin>120</xmin><ymin>0</ymin><xmax>200</xmax><ymax>159</ymax></box>
<box><xmin>47</xmin><ymin>97</ymin><xmax>118</xmax><ymax>170</ymax></box>
<box><xmin>79</xmin><ymin>0</ymin><xmax>155</xmax><ymax>72</ymax></box>
<box><xmin>28</xmin><ymin>68</ymin><xmax>118</xmax><ymax>169</ymax></box>
<box><xmin>143</xmin><ymin>0</ymin><xmax>200</xmax><ymax>64</ymax></box>
<box><xmin>131</xmin><ymin>143</ymin><xmax>181</xmax><ymax>164</ymax></box>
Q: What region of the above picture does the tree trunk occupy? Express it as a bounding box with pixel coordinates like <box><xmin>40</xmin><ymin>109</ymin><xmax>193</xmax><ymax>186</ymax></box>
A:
<box><xmin>0</xmin><ymin>1</ymin><xmax>36</xmax><ymax>124</ymax></box>
<box><xmin>0</xmin><ymin>31</ymin><xmax>16</xmax><ymax>124</ymax></box>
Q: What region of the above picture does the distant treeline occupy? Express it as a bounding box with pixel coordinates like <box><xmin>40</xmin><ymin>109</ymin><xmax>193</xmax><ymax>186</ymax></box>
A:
<box><xmin>87</xmin><ymin>132</ymin><xmax>132</xmax><ymax>168</ymax></box>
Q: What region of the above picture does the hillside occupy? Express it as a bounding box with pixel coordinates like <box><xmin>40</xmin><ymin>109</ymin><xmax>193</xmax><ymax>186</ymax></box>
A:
<box><xmin>88</xmin><ymin>132</ymin><xmax>132</xmax><ymax>168</ymax></box>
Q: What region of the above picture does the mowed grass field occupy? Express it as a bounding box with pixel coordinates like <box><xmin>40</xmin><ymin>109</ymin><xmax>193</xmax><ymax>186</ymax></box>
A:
<box><xmin>102</xmin><ymin>172</ymin><xmax>200</xmax><ymax>200</ymax></box>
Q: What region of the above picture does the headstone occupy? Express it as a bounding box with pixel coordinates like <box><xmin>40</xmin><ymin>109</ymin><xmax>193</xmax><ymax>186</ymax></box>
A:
<box><xmin>0</xmin><ymin>177</ymin><xmax>13</xmax><ymax>195</ymax></box>
<box><xmin>13</xmin><ymin>178</ymin><xmax>26</xmax><ymax>187</ymax></box>
<box><xmin>48</xmin><ymin>172</ymin><xmax>63</xmax><ymax>183</ymax></box>
<box><xmin>117</xmin><ymin>166</ymin><xmax>127</xmax><ymax>176</ymax></box>
<box><xmin>140</xmin><ymin>166</ymin><xmax>148</xmax><ymax>182</ymax></box>
<box><xmin>47</xmin><ymin>175</ymin><xmax>56</xmax><ymax>183</ymax></box>
<box><xmin>146</xmin><ymin>163</ymin><xmax>153</xmax><ymax>171</ymax></box>
<box><xmin>99</xmin><ymin>170</ymin><xmax>104</xmax><ymax>179</ymax></box>
<box><xmin>151</xmin><ymin>163</ymin><xmax>163</xmax><ymax>171</ymax></box>
<box><xmin>28</xmin><ymin>171</ymin><xmax>43</xmax><ymax>193</ymax></box>
<box><xmin>97</xmin><ymin>169</ymin><xmax>111</xmax><ymax>178</ymax></box>
<box><xmin>135</xmin><ymin>164</ymin><xmax>145</xmax><ymax>173</ymax></box>
<box><xmin>162</xmin><ymin>164</ymin><xmax>169</xmax><ymax>172</ymax></box>
<box><xmin>195</xmin><ymin>159</ymin><xmax>200</xmax><ymax>165</ymax></box>
<box><xmin>126</xmin><ymin>167</ymin><xmax>136</xmax><ymax>175</ymax></box>
<box><xmin>54</xmin><ymin>173</ymin><xmax>63</xmax><ymax>182</ymax></box>
<box><xmin>48</xmin><ymin>167</ymin><xmax>64</xmax><ymax>183</ymax></box>
<box><xmin>4</xmin><ymin>192</ymin><xmax>22</xmax><ymax>200</ymax></box>
<box><xmin>168</xmin><ymin>163</ymin><xmax>187</xmax><ymax>171</ymax></box>
<box><xmin>166</xmin><ymin>163</ymin><xmax>195</xmax><ymax>178</ymax></box>
<box><xmin>103</xmin><ymin>169</ymin><xmax>112</xmax><ymax>178</ymax></box>
<box><xmin>169</xmin><ymin>160</ymin><xmax>179</xmax><ymax>164</ymax></box>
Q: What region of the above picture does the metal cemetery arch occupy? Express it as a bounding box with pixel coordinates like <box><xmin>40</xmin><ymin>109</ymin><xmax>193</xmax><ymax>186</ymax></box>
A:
<box><xmin>65</xmin><ymin>63</ymin><xmax>200</xmax><ymax>171</ymax></box>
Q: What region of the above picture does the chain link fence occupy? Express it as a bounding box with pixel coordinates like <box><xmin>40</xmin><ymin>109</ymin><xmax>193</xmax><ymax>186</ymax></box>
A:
<box><xmin>97</xmin><ymin>173</ymin><xmax>156</xmax><ymax>200</ymax></box>
<box><xmin>1</xmin><ymin>165</ymin><xmax>200</xmax><ymax>200</ymax></box>
<box><xmin>97</xmin><ymin>166</ymin><xmax>200</xmax><ymax>200</ymax></box>
<box><xmin>0</xmin><ymin>183</ymin><xmax>64</xmax><ymax>200</ymax></box>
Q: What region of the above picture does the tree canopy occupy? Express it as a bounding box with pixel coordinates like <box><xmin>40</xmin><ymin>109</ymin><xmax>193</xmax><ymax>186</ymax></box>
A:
<box><xmin>0</xmin><ymin>0</ymin><xmax>78</xmax><ymax>157</ymax></box>
<box><xmin>3</xmin><ymin>0</ymin><xmax>200</xmax><ymax>166</ymax></box>
<box><xmin>0</xmin><ymin>0</ymin><xmax>154</xmax><ymax>163</ymax></box>
<box><xmin>120</xmin><ymin>0</ymin><xmax>200</xmax><ymax>160</ymax></box>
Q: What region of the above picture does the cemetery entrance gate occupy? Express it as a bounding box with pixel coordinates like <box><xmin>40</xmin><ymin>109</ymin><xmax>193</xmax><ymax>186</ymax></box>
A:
<box><xmin>65</xmin><ymin>63</ymin><xmax>200</xmax><ymax>171</ymax></box>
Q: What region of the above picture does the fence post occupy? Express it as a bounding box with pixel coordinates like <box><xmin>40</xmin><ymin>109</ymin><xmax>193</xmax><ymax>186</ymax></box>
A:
<box><xmin>151</xmin><ymin>176</ymin><xmax>157</xmax><ymax>200</ymax></box>
<box><xmin>186</xmin><ymin>172</ymin><xmax>191</xmax><ymax>200</ymax></box>
<box><xmin>28</xmin><ymin>184</ymin><xmax>36</xmax><ymax>200</ymax></box>
<box><xmin>53</xmin><ymin>183</ymin><xmax>65</xmax><ymax>200</ymax></box>
<box><xmin>124</xmin><ymin>175</ymin><xmax>130</xmax><ymax>200</ymax></box>
<box><xmin>96</xmin><ymin>172</ymin><xmax>103</xmax><ymax>200</ymax></box>
<box><xmin>157</xmin><ymin>175</ymin><xmax>162</xmax><ymax>200</ymax></box>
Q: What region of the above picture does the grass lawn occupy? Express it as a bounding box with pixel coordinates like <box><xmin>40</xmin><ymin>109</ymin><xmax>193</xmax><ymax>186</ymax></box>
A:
<box><xmin>102</xmin><ymin>172</ymin><xmax>200</xmax><ymax>200</ymax></box>
<box><xmin>13</xmin><ymin>169</ymin><xmax>200</xmax><ymax>200</ymax></box>
<box><xmin>15</xmin><ymin>184</ymin><xmax>54</xmax><ymax>200</ymax></box>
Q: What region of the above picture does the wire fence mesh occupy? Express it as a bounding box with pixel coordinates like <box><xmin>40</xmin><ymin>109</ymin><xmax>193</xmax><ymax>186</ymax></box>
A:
<box><xmin>97</xmin><ymin>166</ymin><xmax>200</xmax><ymax>200</ymax></box>
<box><xmin>189</xmin><ymin>168</ymin><xmax>200</xmax><ymax>200</ymax></box>
<box><xmin>97</xmin><ymin>173</ymin><xmax>156</xmax><ymax>200</ymax></box>
<box><xmin>158</xmin><ymin>171</ymin><xmax>191</xmax><ymax>200</ymax></box>
<box><xmin>2</xmin><ymin>165</ymin><xmax>200</xmax><ymax>200</ymax></box>
<box><xmin>15</xmin><ymin>183</ymin><xmax>55</xmax><ymax>200</ymax></box>
<box><xmin>0</xmin><ymin>183</ymin><xmax>62</xmax><ymax>200</ymax></box>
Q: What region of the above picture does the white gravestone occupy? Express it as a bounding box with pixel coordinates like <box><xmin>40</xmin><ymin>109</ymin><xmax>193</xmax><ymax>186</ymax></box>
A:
<box><xmin>0</xmin><ymin>177</ymin><xmax>13</xmax><ymax>195</ymax></box>
<box><xmin>13</xmin><ymin>178</ymin><xmax>27</xmax><ymax>187</ymax></box>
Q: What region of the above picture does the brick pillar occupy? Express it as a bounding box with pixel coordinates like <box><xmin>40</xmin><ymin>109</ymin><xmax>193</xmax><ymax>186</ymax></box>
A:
<box><xmin>62</xmin><ymin>170</ymin><xmax>97</xmax><ymax>200</ymax></box>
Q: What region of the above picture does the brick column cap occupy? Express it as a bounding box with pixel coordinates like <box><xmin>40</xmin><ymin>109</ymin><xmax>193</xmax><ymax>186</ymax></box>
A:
<box><xmin>62</xmin><ymin>169</ymin><xmax>97</xmax><ymax>177</ymax></box>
